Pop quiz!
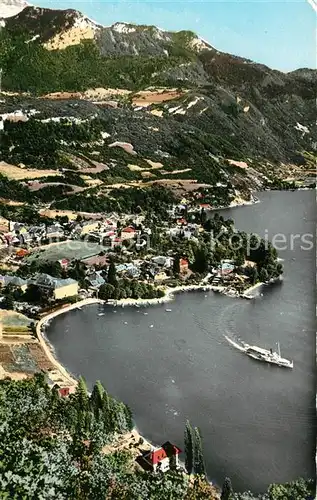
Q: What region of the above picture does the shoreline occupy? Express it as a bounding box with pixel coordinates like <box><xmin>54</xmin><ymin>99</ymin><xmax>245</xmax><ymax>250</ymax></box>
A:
<box><xmin>113</xmin><ymin>284</ymin><xmax>225</xmax><ymax>307</ymax></box>
<box><xmin>111</xmin><ymin>278</ymin><xmax>268</xmax><ymax>308</ymax></box>
<box><xmin>35</xmin><ymin>280</ymin><xmax>262</xmax><ymax>383</ymax></box>
<box><xmin>34</xmin><ymin>275</ymin><xmax>281</xmax><ymax>482</ymax></box>
<box><xmin>35</xmin><ymin>276</ymin><xmax>281</xmax><ymax>391</ymax></box>
<box><xmin>241</xmin><ymin>281</ymin><xmax>264</xmax><ymax>297</ymax></box>
<box><xmin>210</xmin><ymin>196</ymin><xmax>260</xmax><ymax>212</ymax></box>
<box><xmin>35</xmin><ymin>298</ymin><xmax>104</xmax><ymax>386</ymax></box>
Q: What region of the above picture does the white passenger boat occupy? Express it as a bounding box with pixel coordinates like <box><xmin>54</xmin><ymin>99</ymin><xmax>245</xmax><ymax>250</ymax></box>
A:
<box><xmin>224</xmin><ymin>336</ymin><xmax>293</xmax><ymax>369</ymax></box>
<box><xmin>244</xmin><ymin>342</ymin><xmax>293</xmax><ymax>368</ymax></box>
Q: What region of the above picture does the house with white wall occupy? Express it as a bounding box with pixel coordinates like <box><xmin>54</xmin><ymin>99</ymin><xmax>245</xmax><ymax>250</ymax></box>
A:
<box><xmin>142</xmin><ymin>441</ymin><xmax>181</xmax><ymax>473</ymax></box>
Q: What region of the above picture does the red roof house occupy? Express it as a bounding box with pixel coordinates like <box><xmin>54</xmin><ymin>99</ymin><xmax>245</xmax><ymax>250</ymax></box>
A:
<box><xmin>121</xmin><ymin>227</ymin><xmax>136</xmax><ymax>240</ymax></box>
<box><xmin>180</xmin><ymin>258</ymin><xmax>189</xmax><ymax>273</ymax></box>
<box><xmin>58</xmin><ymin>258</ymin><xmax>69</xmax><ymax>269</ymax></box>
<box><xmin>142</xmin><ymin>442</ymin><xmax>181</xmax><ymax>472</ymax></box>
<box><xmin>58</xmin><ymin>387</ymin><xmax>70</xmax><ymax>397</ymax></box>
<box><xmin>16</xmin><ymin>248</ymin><xmax>29</xmax><ymax>258</ymax></box>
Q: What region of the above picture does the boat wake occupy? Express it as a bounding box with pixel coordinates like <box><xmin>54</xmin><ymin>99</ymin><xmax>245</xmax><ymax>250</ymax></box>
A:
<box><xmin>223</xmin><ymin>335</ymin><xmax>247</xmax><ymax>352</ymax></box>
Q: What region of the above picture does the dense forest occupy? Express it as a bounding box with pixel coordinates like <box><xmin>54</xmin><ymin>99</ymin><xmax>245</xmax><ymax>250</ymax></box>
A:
<box><xmin>0</xmin><ymin>31</ymin><xmax>194</xmax><ymax>93</ymax></box>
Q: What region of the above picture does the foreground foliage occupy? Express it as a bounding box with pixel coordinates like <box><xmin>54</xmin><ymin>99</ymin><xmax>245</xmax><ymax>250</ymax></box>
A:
<box><xmin>0</xmin><ymin>376</ymin><xmax>314</xmax><ymax>499</ymax></box>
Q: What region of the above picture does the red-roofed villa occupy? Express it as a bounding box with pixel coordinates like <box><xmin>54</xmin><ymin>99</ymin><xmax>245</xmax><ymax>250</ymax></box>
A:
<box><xmin>142</xmin><ymin>441</ymin><xmax>181</xmax><ymax>473</ymax></box>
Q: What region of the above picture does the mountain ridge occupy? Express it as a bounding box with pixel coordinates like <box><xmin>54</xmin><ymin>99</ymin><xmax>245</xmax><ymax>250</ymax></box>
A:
<box><xmin>0</xmin><ymin>2</ymin><xmax>315</xmax><ymax>211</ymax></box>
<box><xmin>2</xmin><ymin>3</ymin><xmax>315</xmax><ymax>74</ymax></box>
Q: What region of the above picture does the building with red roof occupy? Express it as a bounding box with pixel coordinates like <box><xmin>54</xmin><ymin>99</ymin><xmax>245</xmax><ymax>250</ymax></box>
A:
<box><xmin>58</xmin><ymin>387</ymin><xmax>70</xmax><ymax>398</ymax></box>
<box><xmin>180</xmin><ymin>258</ymin><xmax>189</xmax><ymax>274</ymax></box>
<box><xmin>16</xmin><ymin>248</ymin><xmax>29</xmax><ymax>258</ymax></box>
<box><xmin>121</xmin><ymin>226</ymin><xmax>136</xmax><ymax>240</ymax></box>
<box><xmin>58</xmin><ymin>258</ymin><xmax>69</xmax><ymax>269</ymax></box>
<box><xmin>81</xmin><ymin>254</ymin><xmax>109</xmax><ymax>268</ymax></box>
<box><xmin>142</xmin><ymin>441</ymin><xmax>181</xmax><ymax>473</ymax></box>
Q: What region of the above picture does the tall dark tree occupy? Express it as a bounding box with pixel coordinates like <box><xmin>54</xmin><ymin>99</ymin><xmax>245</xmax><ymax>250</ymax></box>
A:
<box><xmin>221</xmin><ymin>477</ymin><xmax>233</xmax><ymax>500</ymax></box>
<box><xmin>200</xmin><ymin>208</ymin><xmax>207</xmax><ymax>225</ymax></box>
<box><xmin>68</xmin><ymin>260</ymin><xmax>86</xmax><ymax>285</ymax></box>
<box><xmin>193</xmin><ymin>246</ymin><xmax>209</xmax><ymax>274</ymax></box>
<box><xmin>193</xmin><ymin>427</ymin><xmax>206</xmax><ymax>477</ymax></box>
<box><xmin>184</xmin><ymin>419</ymin><xmax>195</xmax><ymax>475</ymax></box>
<box><xmin>90</xmin><ymin>380</ymin><xmax>104</xmax><ymax>417</ymax></box>
<box><xmin>173</xmin><ymin>254</ymin><xmax>180</xmax><ymax>276</ymax></box>
<box><xmin>74</xmin><ymin>376</ymin><xmax>90</xmax><ymax>411</ymax></box>
<box><xmin>259</xmin><ymin>267</ymin><xmax>269</xmax><ymax>283</ymax></box>
<box><xmin>107</xmin><ymin>261</ymin><xmax>117</xmax><ymax>286</ymax></box>
<box><xmin>101</xmin><ymin>389</ymin><xmax>111</xmax><ymax>432</ymax></box>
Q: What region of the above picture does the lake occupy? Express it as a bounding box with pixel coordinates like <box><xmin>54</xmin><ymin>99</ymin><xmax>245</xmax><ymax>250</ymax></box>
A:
<box><xmin>46</xmin><ymin>190</ymin><xmax>316</xmax><ymax>493</ymax></box>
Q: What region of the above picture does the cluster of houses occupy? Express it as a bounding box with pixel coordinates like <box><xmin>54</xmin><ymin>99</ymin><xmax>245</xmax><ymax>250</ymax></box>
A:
<box><xmin>0</xmin><ymin>273</ymin><xmax>79</xmax><ymax>300</ymax></box>
<box><xmin>83</xmin><ymin>254</ymin><xmax>189</xmax><ymax>296</ymax></box>
<box><xmin>0</xmin><ymin>201</ymin><xmax>253</xmax><ymax>308</ymax></box>
<box><xmin>0</xmin><ymin>213</ymin><xmax>152</xmax><ymax>256</ymax></box>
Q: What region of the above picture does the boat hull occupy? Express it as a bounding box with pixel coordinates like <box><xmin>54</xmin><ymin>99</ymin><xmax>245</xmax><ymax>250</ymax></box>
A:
<box><xmin>246</xmin><ymin>352</ymin><xmax>293</xmax><ymax>368</ymax></box>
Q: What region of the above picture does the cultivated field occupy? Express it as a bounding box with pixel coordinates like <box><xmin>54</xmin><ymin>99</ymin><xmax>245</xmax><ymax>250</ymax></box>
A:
<box><xmin>132</xmin><ymin>89</ymin><xmax>184</xmax><ymax>107</ymax></box>
<box><xmin>0</xmin><ymin>343</ymin><xmax>54</xmax><ymax>375</ymax></box>
<box><xmin>0</xmin><ymin>310</ymin><xmax>31</xmax><ymax>327</ymax></box>
<box><xmin>39</xmin><ymin>209</ymin><xmax>79</xmax><ymax>220</ymax></box>
<box><xmin>0</xmin><ymin>161</ymin><xmax>58</xmax><ymax>180</ymax></box>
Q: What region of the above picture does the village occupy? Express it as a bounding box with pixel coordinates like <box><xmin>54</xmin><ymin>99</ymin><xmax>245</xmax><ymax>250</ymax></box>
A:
<box><xmin>0</xmin><ymin>200</ymin><xmax>259</xmax><ymax>311</ymax></box>
<box><xmin>0</xmin><ymin>196</ymin><xmax>277</xmax><ymax>404</ymax></box>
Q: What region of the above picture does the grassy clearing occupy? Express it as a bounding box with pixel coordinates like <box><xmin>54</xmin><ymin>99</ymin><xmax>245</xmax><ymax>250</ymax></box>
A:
<box><xmin>27</xmin><ymin>241</ymin><xmax>105</xmax><ymax>263</ymax></box>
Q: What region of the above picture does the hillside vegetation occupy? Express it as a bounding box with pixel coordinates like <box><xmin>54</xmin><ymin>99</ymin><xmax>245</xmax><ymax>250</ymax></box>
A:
<box><xmin>0</xmin><ymin>375</ymin><xmax>314</xmax><ymax>499</ymax></box>
<box><xmin>0</xmin><ymin>5</ymin><xmax>315</xmax><ymax>208</ymax></box>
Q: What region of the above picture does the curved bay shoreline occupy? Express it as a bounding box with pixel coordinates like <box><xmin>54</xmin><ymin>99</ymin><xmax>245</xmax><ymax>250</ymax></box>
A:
<box><xmin>36</xmin><ymin>280</ymin><xmax>267</xmax><ymax>383</ymax></box>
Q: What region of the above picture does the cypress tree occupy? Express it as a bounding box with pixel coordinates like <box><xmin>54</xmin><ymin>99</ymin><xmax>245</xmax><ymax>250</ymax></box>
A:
<box><xmin>102</xmin><ymin>390</ymin><xmax>111</xmax><ymax>433</ymax></box>
<box><xmin>107</xmin><ymin>261</ymin><xmax>117</xmax><ymax>286</ymax></box>
<box><xmin>74</xmin><ymin>376</ymin><xmax>89</xmax><ymax>411</ymax></box>
<box><xmin>173</xmin><ymin>254</ymin><xmax>180</xmax><ymax>276</ymax></box>
<box><xmin>193</xmin><ymin>427</ymin><xmax>206</xmax><ymax>477</ymax></box>
<box><xmin>221</xmin><ymin>477</ymin><xmax>233</xmax><ymax>500</ymax></box>
<box><xmin>90</xmin><ymin>380</ymin><xmax>104</xmax><ymax>417</ymax></box>
<box><xmin>116</xmin><ymin>402</ymin><xmax>129</xmax><ymax>433</ymax></box>
<box><xmin>184</xmin><ymin>419</ymin><xmax>195</xmax><ymax>474</ymax></box>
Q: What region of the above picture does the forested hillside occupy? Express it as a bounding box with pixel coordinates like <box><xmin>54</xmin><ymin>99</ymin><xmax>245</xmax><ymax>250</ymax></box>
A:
<box><xmin>0</xmin><ymin>375</ymin><xmax>314</xmax><ymax>499</ymax></box>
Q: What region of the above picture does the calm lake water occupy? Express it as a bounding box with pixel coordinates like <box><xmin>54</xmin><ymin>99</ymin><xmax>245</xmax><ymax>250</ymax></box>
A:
<box><xmin>47</xmin><ymin>190</ymin><xmax>316</xmax><ymax>493</ymax></box>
